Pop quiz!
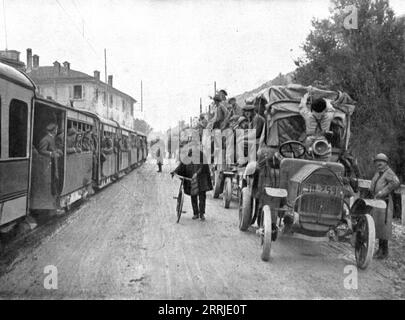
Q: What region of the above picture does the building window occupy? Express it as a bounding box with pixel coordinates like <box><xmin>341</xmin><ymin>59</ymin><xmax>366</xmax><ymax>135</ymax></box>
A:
<box><xmin>95</xmin><ymin>88</ymin><xmax>99</xmax><ymax>102</ymax></box>
<box><xmin>122</xmin><ymin>99</ymin><xmax>125</xmax><ymax>112</ymax></box>
<box><xmin>103</xmin><ymin>91</ymin><xmax>106</xmax><ymax>105</ymax></box>
<box><xmin>110</xmin><ymin>94</ymin><xmax>113</xmax><ymax>107</ymax></box>
<box><xmin>9</xmin><ymin>99</ymin><xmax>28</xmax><ymax>158</ymax></box>
<box><xmin>73</xmin><ymin>85</ymin><xmax>83</xmax><ymax>99</ymax></box>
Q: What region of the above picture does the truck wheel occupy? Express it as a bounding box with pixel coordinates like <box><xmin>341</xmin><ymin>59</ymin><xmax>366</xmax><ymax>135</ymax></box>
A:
<box><xmin>223</xmin><ymin>177</ymin><xmax>232</xmax><ymax>209</ymax></box>
<box><xmin>239</xmin><ymin>187</ymin><xmax>253</xmax><ymax>231</ymax></box>
<box><xmin>261</xmin><ymin>205</ymin><xmax>272</xmax><ymax>262</ymax></box>
<box><xmin>213</xmin><ymin>170</ymin><xmax>222</xmax><ymax>199</ymax></box>
<box><xmin>355</xmin><ymin>214</ymin><xmax>375</xmax><ymax>270</ymax></box>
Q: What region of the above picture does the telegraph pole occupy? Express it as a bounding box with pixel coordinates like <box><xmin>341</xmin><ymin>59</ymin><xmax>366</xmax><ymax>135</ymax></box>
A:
<box><xmin>214</xmin><ymin>81</ymin><xmax>216</xmax><ymax>96</ymax></box>
<box><xmin>104</xmin><ymin>48</ymin><xmax>109</xmax><ymax>119</ymax></box>
<box><xmin>200</xmin><ymin>97</ymin><xmax>202</xmax><ymax>114</ymax></box>
<box><xmin>140</xmin><ymin>80</ymin><xmax>143</xmax><ymax>113</ymax></box>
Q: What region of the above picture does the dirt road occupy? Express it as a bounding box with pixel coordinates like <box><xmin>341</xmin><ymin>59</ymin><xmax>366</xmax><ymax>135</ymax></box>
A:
<box><xmin>0</xmin><ymin>159</ymin><xmax>403</xmax><ymax>299</ymax></box>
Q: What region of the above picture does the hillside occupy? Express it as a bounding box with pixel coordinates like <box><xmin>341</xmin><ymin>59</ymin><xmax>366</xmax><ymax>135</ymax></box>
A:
<box><xmin>234</xmin><ymin>71</ymin><xmax>295</xmax><ymax>106</ymax></box>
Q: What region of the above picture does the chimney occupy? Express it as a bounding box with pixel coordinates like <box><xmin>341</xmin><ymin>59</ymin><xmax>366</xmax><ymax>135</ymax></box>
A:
<box><xmin>26</xmin><ymin>48</ymin><xmax>32</xmax><ymax>72</ymax></box>
<box><xmin>63</xmin><ymin>61</ymin><xmax>70</xmax><ymax>74</ymax></box>
<box><xmin>53</xmin><ymin>61</ymin><xmax>61</xmax><ymax>76</ymax></box>
<box><xmin>33</xmin><ymin>54</ymin><xmax>39</xmax><ymax>69</ymax></box>
<box><xmin>108</xmin><ymin>75</ymin><xmax>113</xmax><ymax>87</ymax></box>
<box><xmin>94</xmin><ymin>70</ymin><xmax>100</xmax><ymax>81</ymax></box>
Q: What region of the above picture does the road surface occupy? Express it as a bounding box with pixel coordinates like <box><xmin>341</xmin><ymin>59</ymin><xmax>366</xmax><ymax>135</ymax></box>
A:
<box><xmin>0</xmin><ymin>159</ymin><xmax>403</xmax><ymax>299</ymax></box>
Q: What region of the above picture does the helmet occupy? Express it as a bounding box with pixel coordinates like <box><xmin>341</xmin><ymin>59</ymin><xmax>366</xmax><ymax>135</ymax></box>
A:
<box><xmin>374</xmin><ymin>153</ymin><xmax>389</xmax><ymax>163</ymax></box>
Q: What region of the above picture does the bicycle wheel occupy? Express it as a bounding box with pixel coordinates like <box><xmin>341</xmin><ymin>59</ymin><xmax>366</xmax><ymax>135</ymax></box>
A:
<box><xmin>176</xmin><ymin>188</ymin><xmax>184</xmax><ymax>223</ymax></box>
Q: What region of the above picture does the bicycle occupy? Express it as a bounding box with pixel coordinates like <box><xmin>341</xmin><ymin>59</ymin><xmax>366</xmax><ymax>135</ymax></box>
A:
<box><xmin>173</xmin><ymin>174</ymin><xmax>191</xmax><ymax>223</ymax></box>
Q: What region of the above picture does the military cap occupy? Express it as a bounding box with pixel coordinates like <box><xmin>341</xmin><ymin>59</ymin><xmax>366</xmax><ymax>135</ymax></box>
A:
<box><xmin>46</xmin><ymin>123</ymin><xmax>57</xmax><ymax>131</ymax></box>
<box><xmin>67</xmin><ymin>128</ymin><xmax>77</xmax><ymax>136</ymax></box>
<box><xmin>219</xmin><ymin>89</ymin><xmax>228</xmax><ymax>96</ymax></box>
<box><xmin>213</xmin><ymin>94</ymin><xmax>222</xmax><ymax>102</ymax></box>
<box><xmin>242</xmin><ymin>104</ymin><xmax>255</xmax><ymax>111</ymax></box>
<box><xmin>374</xmin><ymin>153</ymin><xmax>389</xmax><ymax>163</ymax></box>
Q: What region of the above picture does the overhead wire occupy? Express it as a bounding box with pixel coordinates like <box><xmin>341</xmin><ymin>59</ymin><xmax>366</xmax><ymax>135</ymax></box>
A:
<box><xmin>2</xmin><ymin>0</ymin><xmax>8</xmax><ymax>49</ymax></box>
<box><xmin>54</xmin><ymin>0</ymin><xmax>99</xmax><ymax>57</ymax></box>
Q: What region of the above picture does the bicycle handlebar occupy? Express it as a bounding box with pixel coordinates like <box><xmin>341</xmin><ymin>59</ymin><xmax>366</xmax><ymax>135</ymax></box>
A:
<box><xmin>173</xmin><ymin>173</ymin><xmax>192</xmax><ymax>181</ymax></box>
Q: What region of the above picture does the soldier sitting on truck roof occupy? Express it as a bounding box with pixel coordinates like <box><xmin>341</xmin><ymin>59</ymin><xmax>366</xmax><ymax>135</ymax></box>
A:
<box><xmin>299</xmin><ymin>92</ymin><xmax>335</xmax><ymax>145</ymax></box>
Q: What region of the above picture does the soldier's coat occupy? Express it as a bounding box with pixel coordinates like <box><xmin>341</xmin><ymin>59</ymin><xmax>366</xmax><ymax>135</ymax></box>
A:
<box><xmin>369</xmin><ymin>166</ymin><xmax>400</xmax><ymax>240</ymax></box>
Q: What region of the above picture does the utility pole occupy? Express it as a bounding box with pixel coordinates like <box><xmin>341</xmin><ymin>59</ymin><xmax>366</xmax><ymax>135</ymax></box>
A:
<box><xmin>200</xmin><ymin>97</ymin><xmax>202</xmax><ymax>114</ymax></box>
<box><xmin>214</xmin><ymin>81</ymin><xmax>216</xmax><ymax>96</ymax></box>
<box><xmin>141</xmin><ymin>80</ymin><xmax>143</xmax><ymax>112</ymax></box>
<box><xmin>105</xmin><ymin>48</ymin><xmax>109</xmax><ymax>119</ymax></box>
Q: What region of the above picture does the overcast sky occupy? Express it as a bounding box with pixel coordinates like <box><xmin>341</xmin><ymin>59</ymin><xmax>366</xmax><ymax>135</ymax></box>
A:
<box><xmin>2</xmin><ymin>0</ymin><xmax>405</xmax><ymax>131</ymax></box>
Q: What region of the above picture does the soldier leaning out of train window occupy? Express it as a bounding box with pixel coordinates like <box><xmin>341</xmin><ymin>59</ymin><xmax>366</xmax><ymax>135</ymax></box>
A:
<box><xmin>38</xmin><ymin>123</ymin><xmax>63</xmax><ymax>158</ymax></box>
<box><xmin>74</xmin><ymin>131</ymin><xmax>83</xmax><ymax>153</ymax></box>
<box><xmin>101</xmin><ymin>135</ymin><xmax>114</xmax><ymax>155</ymax></box>
<box><xmin>65</xmin><ymin>128</ymin><xmax>80</xmax><ymax>154</ymax></box>
<box><xmin>81</xmin><ymin>131</ymin><xmax>94</xmax><ymax>152</ymax></box>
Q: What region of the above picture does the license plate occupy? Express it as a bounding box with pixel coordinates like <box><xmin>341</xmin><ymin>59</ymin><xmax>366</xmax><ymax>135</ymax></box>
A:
<box><xmin>301</xmin><ymin>184</ymin><xmax>343</xmax><ymax>196</ymax></box>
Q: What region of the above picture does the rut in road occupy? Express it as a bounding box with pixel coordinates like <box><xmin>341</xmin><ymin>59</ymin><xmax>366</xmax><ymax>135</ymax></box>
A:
<box><xmin>0</xmin><ymin>159</ymin><xmax>402</xmax><ymax>299</ymax></box>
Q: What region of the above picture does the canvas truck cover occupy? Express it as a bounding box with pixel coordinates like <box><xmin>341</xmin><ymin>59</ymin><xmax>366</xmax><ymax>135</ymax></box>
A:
<box><xmin>250</xmin><ymin>84</ymin><xmax>356</xmax><ymax>148</ymax></box>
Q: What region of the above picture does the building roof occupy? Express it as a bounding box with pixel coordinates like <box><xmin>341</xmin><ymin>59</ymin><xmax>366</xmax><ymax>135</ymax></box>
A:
<box><xmin>28</xmin><ymin>66</ymin><xmax>93</xmax><ymax>81</ymax></box>
<box><xmin>27</xmin><ymin>66</ymin><xmax>137</xmax><ymax>103</ymax></box>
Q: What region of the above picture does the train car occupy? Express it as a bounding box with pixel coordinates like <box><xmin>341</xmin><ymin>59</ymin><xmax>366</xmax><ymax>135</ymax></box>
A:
<box><xmin>30</xmin><ymin>98</ymin><xmax>97</xmax><ymax>212</ymax></box>
<box><xmin>0</xmin><ymin>62</ymin><xmax>35</xmax><ymax>236</ymax></box>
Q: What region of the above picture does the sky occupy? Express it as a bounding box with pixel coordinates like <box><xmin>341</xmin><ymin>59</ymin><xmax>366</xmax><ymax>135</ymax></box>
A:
<box><xmin>1</xmin><ymin>0</ymin><xmax>405</xmax><ymax>132</ymax></box>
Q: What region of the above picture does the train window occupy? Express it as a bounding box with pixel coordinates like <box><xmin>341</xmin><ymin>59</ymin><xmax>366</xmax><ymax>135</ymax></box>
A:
<box><xmin>73</xmin><ymin>85</ymin><xmax>83</xmax><ymax>99</ymax></box>
<box><xmin>9</xmin><ymin>99</ymin><xmax>28</xmax><ymax>158</ymax></box>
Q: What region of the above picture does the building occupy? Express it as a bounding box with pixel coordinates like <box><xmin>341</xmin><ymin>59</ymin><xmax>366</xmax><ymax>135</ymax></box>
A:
<box><xmin>25</xmin><ymin>49</ymin><xmax>137</xmax><ymax>129</ymax></box>
<box><xmin>0</xmin><ymin>50</ymin><xmax>25</xmax><ymax>70</ymax></box>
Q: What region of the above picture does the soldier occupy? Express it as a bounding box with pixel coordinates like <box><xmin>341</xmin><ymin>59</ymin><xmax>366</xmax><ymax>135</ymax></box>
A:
<box><xmin>74</xmin><ymin>131</ymin><xmax>83</xmax><ymax>153</ymax></box>
<box><xmin>368</xmin><ymin>153</ymin><xmax>400</xmax><ymax>259</ymax></box>
<box><xmin>299</xmin><ymin>92</ymin><xmax>335</xmax><ymax>145</ymax></box>
<box><xmin>38</xmin><ymin>123</ymin><xmax>63</xmax><ymax>158</ymax></box>
<box><xmin>207</xmin><ymin>94</ymin><xmax>229</xmax><ymax>130</ymax></box>
<box><xmin>218</xmin><ymin>89</ymin><xmax>228</xmax><ymax>102</ymax></box>
<box><xmin>102</xmin><ymin>134</ymin><xmax>114</xmax><ymax>155</ymax></box>
<box><xmin>155</xmin><ymin>138</ymin><xmax>163</xmax><ymax>173</ymax></box>
<box><xmin>81</xmin><ymin>131</ymin><xmax>94</xmax><ymax>152</ymax></box>
<box><xmin>222</xmin><ymin>97</ymin><xmax>242</xmax><ymax>129</ymax></box>
<box><xmin>242</xmin><ymin>104</ymin><xmax>265</xmax><ymax>141</ymax></box>
<box><xmin>228</xmin><ymin>97</ymin><xmax>242</xmax><ymax>118</ymax></box>
<box><xmin>66</xmin><ymin>128</ymin><xmax>79</xmax><ymax>154</ymax></box>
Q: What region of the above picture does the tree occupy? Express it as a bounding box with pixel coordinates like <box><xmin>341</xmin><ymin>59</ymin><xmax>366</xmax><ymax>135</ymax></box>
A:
<box><xmin>294</xmin><ymin>0</ymin><xmax>405</xmax><ymax>179</ymax></box>
<box><xmin>133</xmin><ymin>119</ymin><xmax>153</xmax><ymax>135</ymax></box>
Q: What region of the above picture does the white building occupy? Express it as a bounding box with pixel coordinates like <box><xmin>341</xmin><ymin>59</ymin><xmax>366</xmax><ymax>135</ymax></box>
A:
<box><xmin>26</xmin><ymin>49</ymin><xmax>137</xmax><ymax>129</ymax></box>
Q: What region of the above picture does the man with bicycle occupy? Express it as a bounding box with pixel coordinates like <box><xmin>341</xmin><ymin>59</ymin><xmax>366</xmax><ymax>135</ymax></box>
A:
<box><xmin>171</xmin><ymin>142</ymin><xmax>212</xmax><ymax>221</ymax></box>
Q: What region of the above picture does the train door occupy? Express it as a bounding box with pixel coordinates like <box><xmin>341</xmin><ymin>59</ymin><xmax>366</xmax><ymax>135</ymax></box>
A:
<box><xmin>0</xmin><ymin>78</ymin><xmax>33</xmax><ymax>230</ymax></box>
<box><xmin>30</xmin><ymin>100</ymin><xmax>65</xmax><ymax>211</ymax></box>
